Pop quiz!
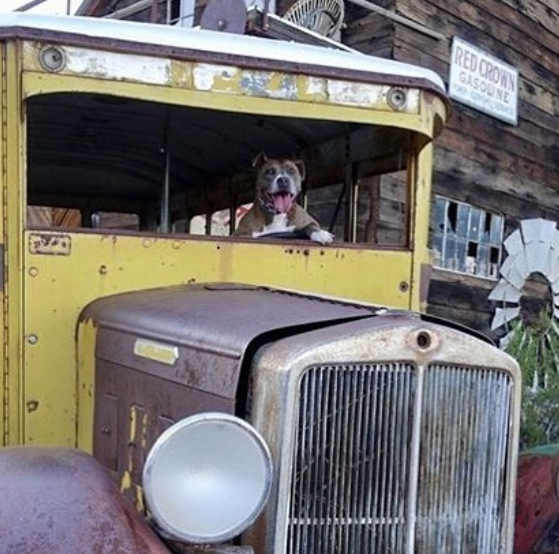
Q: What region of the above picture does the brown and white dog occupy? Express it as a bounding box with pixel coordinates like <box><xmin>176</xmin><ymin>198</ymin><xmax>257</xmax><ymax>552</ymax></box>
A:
<box><xmin>234</xmin><ymin>153</ymin><xmax>334</xmax><ymax>245</ymax></box>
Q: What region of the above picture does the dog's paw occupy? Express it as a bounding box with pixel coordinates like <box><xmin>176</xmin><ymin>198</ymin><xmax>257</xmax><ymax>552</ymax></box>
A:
<box><xmin>310</xmin><ymin>230</ymin><xmax>334</xmax><ymax>245</ymax></box>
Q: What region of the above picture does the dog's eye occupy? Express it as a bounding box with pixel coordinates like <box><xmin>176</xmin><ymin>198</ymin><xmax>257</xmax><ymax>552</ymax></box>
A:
<box><xmin>285</xmin><ymin>166</ymin><xmax>296</xmax><ymax>174</ymax></box>
<box><xmin>265</xmin><ymin>168</ymin><xmax>276</xmax><ymax>176</ymax></box>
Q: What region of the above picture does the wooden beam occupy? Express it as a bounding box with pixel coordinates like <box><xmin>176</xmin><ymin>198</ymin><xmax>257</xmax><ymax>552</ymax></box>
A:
<box><xmin>345</xmin><ymin>0</ymin><xmax>445</xmax><ymax>41</ymax></box>
<box><xmin>104</xmin><ymin>0</ymin><xmax>154</xmax><ymax>19</ymax></box>
<box><xmin>15</xmin><ymin>0</ymin><xmax>49</xmax><ymax>11</ymax></box>
<box><xmin>75</xmin><ymin>0</ymin><xmax>105</xmax><ymax>16</ymax></box>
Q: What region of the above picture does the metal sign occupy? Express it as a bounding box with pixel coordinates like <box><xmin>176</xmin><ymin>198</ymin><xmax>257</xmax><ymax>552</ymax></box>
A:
<box><xmin>449</xmin><ymin>37</ymin><xmax>518</xmax><ymax>125</ymax></box>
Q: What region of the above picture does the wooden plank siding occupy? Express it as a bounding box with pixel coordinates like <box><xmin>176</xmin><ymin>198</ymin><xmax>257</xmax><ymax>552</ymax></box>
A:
<box><xmin>342</xmin><ymin>0</ymin><xmax>559</xmax><ymax>337</ymax></box>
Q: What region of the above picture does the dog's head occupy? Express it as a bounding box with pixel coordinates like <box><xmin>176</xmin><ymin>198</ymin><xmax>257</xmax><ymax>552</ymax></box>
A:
<box><xmin>253</xmin><ymin>153</ymin><xmax>305</xmax><ymax>215</ymax></box>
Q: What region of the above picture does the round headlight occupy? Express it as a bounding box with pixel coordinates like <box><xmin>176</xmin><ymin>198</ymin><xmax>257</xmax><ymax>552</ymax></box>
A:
<box><xmin>143</xmin><ymin>412</ymin><xmax>273</xmax><ymax>544</ymax></box>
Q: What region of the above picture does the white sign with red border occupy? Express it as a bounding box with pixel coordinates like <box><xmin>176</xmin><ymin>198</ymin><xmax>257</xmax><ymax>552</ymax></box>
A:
<box><xmin>449</xmin><ymin>37</ymin><xmax>519</xmax><ymax>125</ymax></box>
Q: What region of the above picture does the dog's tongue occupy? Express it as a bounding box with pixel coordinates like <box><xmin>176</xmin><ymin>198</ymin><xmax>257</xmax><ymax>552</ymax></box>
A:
<box><xmin>273</xmin><ymin>193</ymin><xmax>294</xmax><ymax>214</ymax></box>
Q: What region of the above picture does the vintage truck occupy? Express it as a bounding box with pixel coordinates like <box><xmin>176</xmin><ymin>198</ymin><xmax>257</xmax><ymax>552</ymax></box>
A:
<box><xmin>0</xmin><ymin>11</ymin><xmax>521</xmax><ymax>554</ymax></box>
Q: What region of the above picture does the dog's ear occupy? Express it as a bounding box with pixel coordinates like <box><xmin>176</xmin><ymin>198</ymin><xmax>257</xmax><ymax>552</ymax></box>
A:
<box><xmin>294</xmin><ymin>159</ymin><xmax>306</xmax><ymax>181</ymax></box>
<box><xmin>252</xmin><ymin>152</ymin><xmax>268</xmax><ymax>169</ymax></box>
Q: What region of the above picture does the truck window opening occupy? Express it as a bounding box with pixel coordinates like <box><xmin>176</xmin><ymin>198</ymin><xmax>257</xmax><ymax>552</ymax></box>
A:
<box><xmin>25</xmin><ymin>92</ymin><xmax>411</xmax><ymax>246</ymax></box>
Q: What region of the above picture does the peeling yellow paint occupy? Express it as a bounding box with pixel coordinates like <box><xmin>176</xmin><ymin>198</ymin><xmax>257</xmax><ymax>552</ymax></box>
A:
<box><xmin>140</xmin><ymin>411</ymin><xmax>148</xmax><ymax>450</ymax></box>
<box><xmin>169</xmin><ymin>59</ymin><xmax>193</xmax><ymax>89</ymax></box>
<box><xmin>193</xmin><ymin>63</ymin><xmax>238</xmax><ymax>91</ymax></box>
<box><xmin>120</xmin><ymin>469</ymin><xmax>132</xmax><ymax>493</ymax></box>
<box><xmin>14</xmin><ymin>31</ymin><xmax>447</xmax><ymax>449</ymax></box>
<box><xmin>302</xmin><ymin>76</ymin><xmax>327</xmax><ymax>102</ymax></box>
<box><xmin>136</xmin><ymin>486</ymin><xmax>146</xmax><ymax>513</ymax></box>
<box><xmin>129</xmin><ymin>404</ymin><xmax>138</xmax><ymax>444</ymax></box>
<box><xmin>134</xmin><ymin>338</ymin><xmax>178</xmax><ymax>366</ymax></box>
<box><xmin>21</xmin><ymin>41</ymin><xmax>425</xmax><ymax>114</ymax></box>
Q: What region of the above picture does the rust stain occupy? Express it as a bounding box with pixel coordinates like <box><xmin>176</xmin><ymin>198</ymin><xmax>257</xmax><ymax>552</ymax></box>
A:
<box><xmin>0</xmin><ymin>447</ymin><xmax>171</xmax><ymax>553</ymax></box>
<box><xmin>29</xmin><ymin>232</ymin><xmax>71</xmax><ymax>256</ymax></box>
<box><xmin>515</xmin><ymin>448</ymin><xmax>559</xmax><ymax>554</ymax></box>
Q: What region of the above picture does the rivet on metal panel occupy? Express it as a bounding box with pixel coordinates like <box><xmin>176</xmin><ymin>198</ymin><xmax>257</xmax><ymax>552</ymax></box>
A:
<box><xmin>99</xmin><ymin>265</ymin><xmax>108</xmax><ymax>275</ymax></box>
<box><xmin>39</xmin><ymin>45</ymin><xmax>66</xmax><ymax>72</ymax></box>
<box><xmin>399</xmin><ymin>281</ymin><xmax>409</xmax><ymax>292</ymax></box>
<box><xmin>387</xmin><ymin>87</ymin><xmax>408</xmax><ymax>110</ymax></box>
<box><xmin>143</xmin><ymin>239</ymin><xmax>153</xmax><ymax>248</ymax></box>
<box><xmin>26</xmin><ymin>400</ymin><xmax>39</xmax><ymax>413</ymax></box>
<box><xmin>28</xmin><ymin>267</ymin><xmax>39</xmax><ymax>277</ymax></box>
<box><xmin>27</xmin><ymin>334</ymin><xmax>38</xmax><ymax>345</ymax></box>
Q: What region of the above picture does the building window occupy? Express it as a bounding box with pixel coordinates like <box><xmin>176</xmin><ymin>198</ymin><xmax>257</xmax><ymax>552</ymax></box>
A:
<box><xmin>431</xmin><ymin>196</ymin><xmax>504</xmax><ymax>279</ymax></box>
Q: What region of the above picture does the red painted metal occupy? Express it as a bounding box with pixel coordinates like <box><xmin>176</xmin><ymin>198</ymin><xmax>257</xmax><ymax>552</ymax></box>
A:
<box><xmin>515</xmin><ymin>445</ymin><xmax>559</xmax><ymax>554</ymax></box>
<box><xmin>0</xmin><ymin>447</ymin><xmax>172</xmax><ymax>554</ymax></box>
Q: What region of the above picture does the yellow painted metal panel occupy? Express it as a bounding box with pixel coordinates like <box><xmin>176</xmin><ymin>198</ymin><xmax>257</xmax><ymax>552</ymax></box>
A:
<box><xmin>25</xmin><ymin>231</ymin><xmax>412</xmax><ymax>447</ymax></box>
<box><xmin>8</xmin><ymin>35</ymin><xmax>449</xmax><ymax>451</ymax></box>
<box><xmin>21</xmin><ymin>72</ymin><xmax>440</xmax><ymax>139</ymax></box>
<box><xmin>0</xmin><ymin>43</ymin><xmax>5</xmax><ymax>446</ymax></box>
<box><xmin>2</xmin><ymin>42</ymin><xmax>25</xmax><ymax>446</ymax></box>
<box><xmin>409</xmin><ymin>125</ymin><xmax>436</xmax><ymax>311</ymax></box>
<box><xmin>76</xmin><ymin>317</ymin><xmax>95</xmax><ymax>453</ymax></box>
<box><xmin>21</xmin><ymin>42</ymin><xmax>424</xmax><ymax>114</ymax></box>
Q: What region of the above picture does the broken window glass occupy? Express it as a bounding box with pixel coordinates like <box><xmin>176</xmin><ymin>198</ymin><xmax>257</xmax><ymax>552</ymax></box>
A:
<box><xmin>430</xmin><ymin>196</ymin><xmax>504</xmax><ymax>279</ymax></box>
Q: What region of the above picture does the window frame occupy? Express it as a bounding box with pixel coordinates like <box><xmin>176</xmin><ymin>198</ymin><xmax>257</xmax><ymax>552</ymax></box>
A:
<box><xmin>431</xmin><ymin>195</ymin><xmax>504</xmax><ymax>279</ymax></box>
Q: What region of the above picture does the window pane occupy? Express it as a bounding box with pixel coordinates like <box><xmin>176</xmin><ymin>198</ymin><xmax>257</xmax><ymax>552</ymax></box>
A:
<box><xmin>431</xmin><ymin>234</ymin><xmax>443</xmax><ymax>267</ymax></box>
<box><xmin>433</xmin><ymin>197</ymin><xmax>447</xmax><ymax>237</ymax></box>
<box><xmin>456</xmin><ymin>203</ymin><xmax>469</xmax><ymax>237</ymax></box>
<box><xmin>469</xmin><ymin>208</ymin><xmax>483</xmax><ymax>241</ymax></box>
<box><xmin>490</xmin><ymin>214</ymin><xmax>504</xmax><ymax>245</ymax></box>
<box><xmin>443</xmin><ymin>235</ymin><xmax>457</xmax><ymax>270</ymax></box>
<box><xmin>476</xmin><ymin>244</ymin><xmax>490</xmax><ymax>277</ymax></box>
<box><xmin>455</xmin><ymin>238</ymin><xmax>467</xmax><ymax>273</ymax></box>
<box><xmin>489</xmin><ymin>247</ymin><xmax>501</xmax><ymax>278</ymax></box>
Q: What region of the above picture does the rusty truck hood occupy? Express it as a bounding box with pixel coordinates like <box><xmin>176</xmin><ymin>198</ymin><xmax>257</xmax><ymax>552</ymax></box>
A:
<box><xmin>79</xmin><ymin>283</ymin><xmax>381</xmax><ymax>399</ymax></box>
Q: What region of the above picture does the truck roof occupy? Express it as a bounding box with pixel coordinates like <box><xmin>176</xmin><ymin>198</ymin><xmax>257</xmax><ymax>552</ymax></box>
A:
<box><xmin>0</xmin><ymin>12</ymin><xmax>446</xmax><ymax>93</ymax></box>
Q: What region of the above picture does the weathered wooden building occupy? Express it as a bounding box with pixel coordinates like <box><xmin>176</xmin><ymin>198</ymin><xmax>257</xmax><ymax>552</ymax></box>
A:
<box><xmin>74</xmin><ymin>0</ymin><xmax>559</xmax><ymax>341</ymax></box>
<box><xmin>357</xmin><ymin>0</ymin><xmax>559</xmax><ymax>342</ymax></box>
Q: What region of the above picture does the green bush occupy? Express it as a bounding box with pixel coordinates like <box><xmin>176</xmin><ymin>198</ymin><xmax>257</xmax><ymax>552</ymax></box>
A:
<box><xmin>505</xmin><ymin>311</ymin><xmax>559</xmax><ymax>450</ymax></box>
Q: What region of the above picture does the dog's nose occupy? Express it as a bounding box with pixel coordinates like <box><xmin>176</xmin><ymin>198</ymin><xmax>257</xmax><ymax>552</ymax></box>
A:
<box><xmin>276</xmin><ymin>176</ymin><xmax>289</xmax><ymax>188</ymax></box>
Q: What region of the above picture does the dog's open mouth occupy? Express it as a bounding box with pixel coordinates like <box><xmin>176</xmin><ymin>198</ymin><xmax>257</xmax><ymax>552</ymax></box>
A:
<box><xmin>272</xmin><ymin>192</ymin><xmax>294</xmax><ymax>214</ymax></box>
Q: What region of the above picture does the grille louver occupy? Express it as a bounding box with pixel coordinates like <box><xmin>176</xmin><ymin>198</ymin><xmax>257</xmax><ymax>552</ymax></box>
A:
<box><xmin>287</xmin><ymin>363</ymin><xmax>513</xmax><ymax>554</ymax></box>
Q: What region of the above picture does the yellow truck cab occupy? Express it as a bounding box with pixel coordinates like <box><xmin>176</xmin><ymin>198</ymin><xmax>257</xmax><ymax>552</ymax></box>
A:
<box><xmin>0</xmin><ymin>12</ymin><xmax>520</xmax><ymax>554</ymax></box>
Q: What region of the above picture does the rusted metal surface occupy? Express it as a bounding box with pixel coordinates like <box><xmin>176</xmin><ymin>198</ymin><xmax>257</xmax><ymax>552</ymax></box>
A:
<box><xmin>0</xmin><ymin>446</ymin><xmax>172</xmax><ymax>554</ymax></box>
<box><xmin>85</xmin><ymin>283</ymin><xmax>378</xmax><ymax>502</ymax></box>
<box><xmin>28</xmin><ymin>232</ymin><xmax>71</xmax><ymax>255</ymax></box>
<box><xmin>81</xmin><ymin>283</ymin><xmax>378</xmax><ymax>401</ymax></box>
<box><xmin>94</xmin><ymin>357</ymin><xmax>236</xmax><ymax>490</ymax></box>
<box><xmin>515</xmin><ymin>445</ymin><xmax>559</xmax><ymax>554</ymax></box>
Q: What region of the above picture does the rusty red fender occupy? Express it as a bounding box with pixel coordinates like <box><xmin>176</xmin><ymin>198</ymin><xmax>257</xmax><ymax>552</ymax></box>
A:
<box><xmin>515</xmin><ymin>444</ymin><xmax>559</xmax><ymax>554</ymax></box>
<box><xmin>0</xmin><ymin>447</ymin><xmax>172</xmax><ymax>554</ymax></box>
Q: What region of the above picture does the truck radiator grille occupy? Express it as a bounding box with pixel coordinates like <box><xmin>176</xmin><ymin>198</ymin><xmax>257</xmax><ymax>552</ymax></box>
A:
<box><xmin>287</xmin><ymin>363</ymin><xmax>512</xmax><ymax>554</ymax></box>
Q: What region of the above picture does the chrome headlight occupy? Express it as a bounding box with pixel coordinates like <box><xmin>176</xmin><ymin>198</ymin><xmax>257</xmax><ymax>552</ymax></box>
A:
<box><xmin>143</xmin><ymin>412</ymin><xmax>273</xmax><ymax>544</ymax></box>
